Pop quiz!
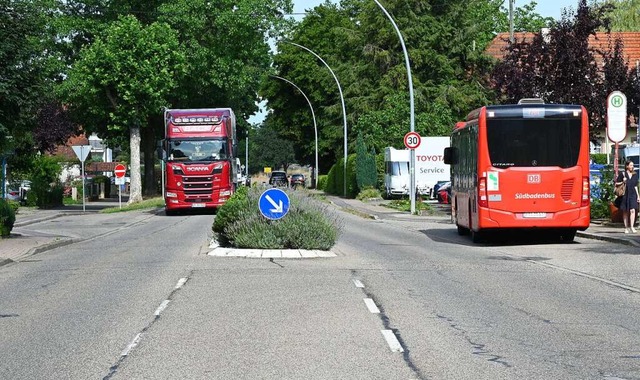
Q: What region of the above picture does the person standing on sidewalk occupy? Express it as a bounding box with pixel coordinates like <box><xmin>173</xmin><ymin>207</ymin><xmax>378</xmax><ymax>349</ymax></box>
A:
<box><xmin>615</xmin><ymin>160</ymin><xmax>640</xmax><ymax>233</ymax></box>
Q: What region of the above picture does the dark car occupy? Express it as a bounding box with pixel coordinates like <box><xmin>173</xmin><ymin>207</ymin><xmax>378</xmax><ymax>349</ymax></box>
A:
<box><xmin>269</xmin><ymin>171</ymin><xmax>289</xmax><ymax>187</ymax></box>
<box><xmin>290</xmin><ymin>174</ymin><xmax>306</xmax><ymax>189</ymax></box>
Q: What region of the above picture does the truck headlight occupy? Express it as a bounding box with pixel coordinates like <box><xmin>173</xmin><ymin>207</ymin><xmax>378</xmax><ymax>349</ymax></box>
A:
<box><xmin>166</xmin><ymin>192</ymin><xmax>177</xmax><ymax>198</ymax></box>
<box><xmin>220</xmin><ymin>190</ymin><xmax>231</xmax><ymax>196</ymax></box>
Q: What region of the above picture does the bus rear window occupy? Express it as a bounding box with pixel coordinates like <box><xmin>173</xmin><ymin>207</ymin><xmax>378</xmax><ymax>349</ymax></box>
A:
<box><xmin>487</xmin><ymin>118</ymin><xmax>581</xmax><ymax>168</ymax></box>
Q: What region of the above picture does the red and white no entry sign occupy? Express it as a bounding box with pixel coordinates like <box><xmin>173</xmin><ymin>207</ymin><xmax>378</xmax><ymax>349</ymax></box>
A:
<box><xmin>114</xmin><ymin>164</ymin><xmax>126</xmax><ymax>178</ymax></box>
<box><xmin>404</xmin><ymin>131</ymin><xmax>421</xmax><ymax>150</ymax></box>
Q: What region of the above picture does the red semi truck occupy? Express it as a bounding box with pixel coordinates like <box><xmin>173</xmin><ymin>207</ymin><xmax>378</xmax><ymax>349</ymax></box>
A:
<box><xmin>162</xmin><ymin>108</ymin><xmax>238</xmax><ymax>215</ymax></box>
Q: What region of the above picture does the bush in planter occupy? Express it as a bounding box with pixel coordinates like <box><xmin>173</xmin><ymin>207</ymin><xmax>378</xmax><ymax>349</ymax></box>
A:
<box><xmin>0</xmin><ymin>199</ymin><xmax>16</xmax><ymax>237</ymax></box>
<box><xmin>213</xmin><ymin>187</ymin><xmax>341</xmax><ymax>250</ymax></box>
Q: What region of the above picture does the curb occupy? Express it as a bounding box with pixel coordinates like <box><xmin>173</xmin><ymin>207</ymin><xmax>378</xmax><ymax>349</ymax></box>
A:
<box><xmin>576</xmin><ymin>231</ymin><xmax>640</xmax><ymax>247</ymax></box>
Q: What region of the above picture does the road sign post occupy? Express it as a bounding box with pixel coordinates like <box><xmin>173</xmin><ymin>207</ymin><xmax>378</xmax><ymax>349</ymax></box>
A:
<box><xmin>114</xmin><ymin>164</ymin><xmax>126</xmax><ymax>208</ymax></box>
<box><xmin>72</xmin><ymin>145</ymin><xmax>92</xmax><ymax>212</ymax></box>
<box><xmin>259</xmin><ymin>188</ymin><xmax>290</xmax><ymax>220</ymax></box>
<box><xmin>607</xmin><ymin>91</ymin><xmax>628</xmax><ymax>174</ymax></box>
<box><xmin>404</xmin><ymin>132</ymin><xmax>422</xmax><ymax>215</ymax></box>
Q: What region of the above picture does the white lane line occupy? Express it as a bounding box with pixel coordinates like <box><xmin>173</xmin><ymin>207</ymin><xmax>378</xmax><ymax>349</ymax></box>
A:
<box><xmin>154</xmin><ymin>300</ymin><xmax>170</xmax><ymax>316</ymax></box>
<box><xmin>121</xmin><ymin>333</ymin><xmax>142</xmax><ymax>357</ymax></box>
<box><xmin>353</xmin><ymin>279</ymin><xmax>364</xmax><ymax>288</ymax></box>
<box><xmin>381</xmin><ymin>330</ymin><xmax>404</xmax><ymax>353</ymax></box>
<box><xmin>175</xmin><ymin>277</ymin><xmax>188</xmax><ymax>289</ymax></box>
<box><xmin>364</xmin><ymin>298</ymin><xmax>380</xmax><ymax>314</ymax></box>
<box><xmin>529</xmin><ymin>260</ymin><xmax>640</xmax><ymax>293</ymax></box>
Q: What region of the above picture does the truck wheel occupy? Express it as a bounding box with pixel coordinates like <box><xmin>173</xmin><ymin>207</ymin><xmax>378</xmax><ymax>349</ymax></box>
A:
<box><xmin>165</xmin><ymin>208</ymin><xmax>178</xmax><ymax>216</ymax></box>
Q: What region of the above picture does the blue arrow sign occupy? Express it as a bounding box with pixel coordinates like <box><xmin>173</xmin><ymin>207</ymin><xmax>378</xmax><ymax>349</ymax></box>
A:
<box><xmin>259</xmin><ymin>188</ymin><xmax>290</xmax><ymax>220</ymax></box>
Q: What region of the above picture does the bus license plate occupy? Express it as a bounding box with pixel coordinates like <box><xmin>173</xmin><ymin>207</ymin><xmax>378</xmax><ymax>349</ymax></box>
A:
<box><xmin>192</xmin><ymin>203</ymin><xmax>205</xmax><ymax>208</ymax></box>
<box><xmin>523</xmin><ymin>212</ymin><xmax>546</xmax><ymax>218</ymax></box>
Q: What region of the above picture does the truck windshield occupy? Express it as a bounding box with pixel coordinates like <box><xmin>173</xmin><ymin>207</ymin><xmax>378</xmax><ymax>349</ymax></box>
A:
<box><xmin>487</xmin><ymin>118</ymin><xmax>581</xmax><ymax>168</ymax></box>
<box><xmin>168</xmin><ymin>140</ymin><xmax>227</xmax><ymax>162</ymax></box>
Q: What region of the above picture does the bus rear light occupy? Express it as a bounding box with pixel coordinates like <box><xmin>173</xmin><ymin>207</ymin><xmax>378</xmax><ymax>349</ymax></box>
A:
<box><xmin>581</xmin><ymin>176</ymin><xmax>590</xmax><ymax>206</ymax></box>
<box><xmin>478</xmin><ymin>177</ymin><xmax>488</xmax><ymax>207</ymax></box>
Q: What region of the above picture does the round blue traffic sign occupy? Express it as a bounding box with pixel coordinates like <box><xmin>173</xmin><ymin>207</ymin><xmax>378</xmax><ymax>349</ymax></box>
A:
<box><xmin>259</xmin><ymin>188</ymin><xmax>290</xmax><ymax>220</ymax></box>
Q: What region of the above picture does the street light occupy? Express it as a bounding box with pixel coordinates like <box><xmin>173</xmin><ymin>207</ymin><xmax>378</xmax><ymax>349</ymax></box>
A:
<box><xmin>372</xmin><ymin>0</ymin><xmax>416</xmax><ymax>213</ymax></box>
<box><xmin>270</xmin><ymin>75</ymin><xmax>319</xmax><ymax>189</ymax></box>
<box><xmin>285</xmin><ymin>41</ymin><xmax>348</xmax><ymax>197</ymax></box>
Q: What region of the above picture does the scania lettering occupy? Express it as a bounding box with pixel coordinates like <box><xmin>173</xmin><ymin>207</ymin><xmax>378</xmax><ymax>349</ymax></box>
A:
<box><xmin>162</xmin><ymin>108</ymin><xmax>238</xmax><ymax>215</ymax></box>
<box><xmin>444</xmin><ymin>101</ymin><xmax>590</xmax><ymax>243</ymax></box>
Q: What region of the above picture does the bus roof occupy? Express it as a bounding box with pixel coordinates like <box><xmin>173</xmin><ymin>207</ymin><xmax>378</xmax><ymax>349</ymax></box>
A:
<box><xmin>466</xmin><ymin>104</ymin><xmax>583</xmax><ymax>122</ymax></box>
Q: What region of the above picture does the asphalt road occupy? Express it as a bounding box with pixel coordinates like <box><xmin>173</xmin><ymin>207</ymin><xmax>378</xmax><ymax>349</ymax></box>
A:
<box><xmin>1</xmin><ymin>205</ymin><xmax>639</xmax><ymax>379</ymax></box>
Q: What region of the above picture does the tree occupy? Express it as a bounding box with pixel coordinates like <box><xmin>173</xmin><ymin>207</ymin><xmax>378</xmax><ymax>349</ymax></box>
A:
<box><xmin>58</xmin><ymin>16</ymin><xmax>187</xmax><ymax>203</ymax></box>
<box><xmin>55</xmin><ymin>0</ymin><xmax>293</xmax><ymax>197</ymax></box>
<box><xmin>0</xmin><ymin>0</ymin><xmax>58</xmax><ymax>170</ymax></box>
<box><xmin>248</xmin><ymin>125</ymin><xmax>295</xmax><ymax>172</ymax></box>
<box><xmin>491</xmin><ymin>0</ymin><xmax>617</xmax><ymax>139</ymax></box>
<box><xmin>602</xmin><ymin>0</ymin><xmax>640</xmax><ymax>31</ymax></box>
<box><xmin>34</xmin><ymin>102</ymin><xmax>80</xmax><ymax>154</ymax></box>
<box><xmin>263</xmin><ymin>0</ymin><xmax>500</xmax><ymax>174</ymax></box>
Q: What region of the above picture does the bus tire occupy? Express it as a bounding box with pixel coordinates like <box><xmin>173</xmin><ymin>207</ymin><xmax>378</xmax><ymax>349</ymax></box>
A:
<box><xmin>560</xmin><ymin>230</ymin><xmax>576</xmax><ymax>242</ymax></box>
<box><xmin>471</xmin><ymin>229</ymin><xmax>483</xmax><ymax>243</ymax></box>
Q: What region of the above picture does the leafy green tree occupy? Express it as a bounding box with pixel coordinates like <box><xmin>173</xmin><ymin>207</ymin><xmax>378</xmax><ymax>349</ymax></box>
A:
<box><xmin>0</xmin><ymin>0</ymin><xmax>59</xmax><ymax>171</ymax></box>
<box><xmin>59</xmin><ymin>16</ymin><xmax>187</xmax><ymax>203</ymax></box>
<box><xmin>601</xmin><ymin>0</ymin><xmax>640</xmax><ymax>31</ymax></box>
<box><xmin>55</xmin><ymin>0</ymin><xmax>293</xmax><ymax>197</ymax></box>
<box><xmin>249</xmin><ymin>125</ymin><xmax>295</xmax><ymax>172</ymax></box>
<box><xmin>264</xmin><ymin>0</ymin><xmax>500</xmax><ymax>173</ymax></box>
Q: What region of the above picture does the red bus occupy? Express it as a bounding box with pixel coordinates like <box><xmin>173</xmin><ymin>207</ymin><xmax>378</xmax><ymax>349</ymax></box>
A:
<box><xmin>443</xmin><ymin>101</ymin><xmax>590</xmax><ymax>243</ymax></box>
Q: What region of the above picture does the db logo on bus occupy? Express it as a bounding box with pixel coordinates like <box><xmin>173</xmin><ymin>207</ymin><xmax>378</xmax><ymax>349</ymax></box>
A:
<box><xmin>527</xmin><ymin>174</ymin><xmax>541</xmax><ymax>184</ymax></box>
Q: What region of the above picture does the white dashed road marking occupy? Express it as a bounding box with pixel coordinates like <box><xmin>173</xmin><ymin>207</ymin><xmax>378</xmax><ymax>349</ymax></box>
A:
<box><xmin>364</xmin><ymin>298</ymin><xmax>381</xmax><ymax>314</ymax></box>
<box><xmin>381</xmin><ymin>330</ymin><xmax>404</xmax><ymax>353</ymax></box>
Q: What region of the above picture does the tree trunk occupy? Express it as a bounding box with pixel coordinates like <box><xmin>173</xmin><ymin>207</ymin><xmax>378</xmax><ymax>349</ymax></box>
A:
<box><xmin>142</xmin><ymin>125</ymin><xmax>157</xmax><ymax>197</ymax></box>
<box><xmin>129</xmin><ymin>126</ymin><xmax>143</xmax><ymax>204</ymax></box>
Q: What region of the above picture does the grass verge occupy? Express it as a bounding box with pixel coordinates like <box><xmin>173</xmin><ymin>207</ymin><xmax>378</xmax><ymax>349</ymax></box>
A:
<box><xmin>100</xmin><ymin>197</ymin><xmax>165</xmax><ymax>213</ymax></box>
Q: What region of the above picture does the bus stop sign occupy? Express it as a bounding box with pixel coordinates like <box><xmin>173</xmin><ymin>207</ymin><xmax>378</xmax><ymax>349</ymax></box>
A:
<box><xmin>607</xmin><ymin>91</ymin><xmax>627</xmax><ymax>143</ymax></box>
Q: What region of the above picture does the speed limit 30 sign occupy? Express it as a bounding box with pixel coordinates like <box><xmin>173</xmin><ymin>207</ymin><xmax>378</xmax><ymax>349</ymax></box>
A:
<box><xmin>404</xmin><ymin>131</ymin><xmax>421</xmax><ymax>150</ymax></box>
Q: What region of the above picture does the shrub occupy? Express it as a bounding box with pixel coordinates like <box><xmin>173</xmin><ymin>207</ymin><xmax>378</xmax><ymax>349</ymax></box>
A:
<box><xmin>0</xmin><ymin>199</ymin><xmax>16</xmax><ymax>237</ymax></box>
<box><xmin>317</xmin><ymin>175</ymin><xmax>328</xmax><ymax>190</ymax></box>
<box><xmin>356</xmin><ymin>187</ymin><xmax>382</xmax><ymax>201</ymax></box>
<box><xmin>590</xmin><ymin>153</ymin><xmax>607</xmax><ymax>165</ymax></box>
<box><xmin>324</xmin><ymin>154</ymin><xmax>358</xmax><ymax>198</ymax></box>
<box><xmin>30</xmin><ymin>155</ymin><xmax>63</xmax><ymax>208</ymax></box>
<box><xmin>213</xmin><ymin>187</ymin><xmax>342</xmax><ymax>250</ymax></box>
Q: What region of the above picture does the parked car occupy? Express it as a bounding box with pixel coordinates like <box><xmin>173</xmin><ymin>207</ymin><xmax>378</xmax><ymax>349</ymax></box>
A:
<box><xmin>290</xmin><ymin>174</ymin><xmax>306</xmax><ymax>189</ymax></box>
<box><xmin>269</xmin><ymin>171</ymin><xmax>289</xmax><ymax>187</ymax></box>
<box><xmin>2</xmin><ymin>188</ymin><xmax>20</xmax><ymax>202</ymax></box>
<box><xmin>437</xmin><ymin>181</ymin><xmax>451</xmax><ymax>204</ymax></box>
<box><xmin>431</xmin><ymin>180</ymin><xmax>449</xmax><ymax>199</ymax></box>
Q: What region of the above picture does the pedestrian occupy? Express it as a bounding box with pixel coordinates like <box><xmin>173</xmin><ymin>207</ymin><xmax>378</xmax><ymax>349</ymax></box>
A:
<box><xmin>614</xmin><ymin>160</ymin><xmax>640</xmax><ymax>233</ymax></box>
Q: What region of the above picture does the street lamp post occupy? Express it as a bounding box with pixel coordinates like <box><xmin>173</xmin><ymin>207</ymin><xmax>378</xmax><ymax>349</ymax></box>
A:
<box><xmin>270</xmin><ymin>75</ymin><xmax>319</xmax><ymax>189</ymax></box>
<box><xmin>286</xmin><ymin>41</ymin><xmax>348</xmax><ymax>197</ymax></box>
<box><xmin>373</xmin><ymin>0</ymin><xmax>416</xmax><ymax>213</ymax></box>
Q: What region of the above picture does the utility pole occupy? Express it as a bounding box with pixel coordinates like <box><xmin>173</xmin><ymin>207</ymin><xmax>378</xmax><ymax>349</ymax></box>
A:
<box><xmin>509</xmin><ymin>0</ymin><xmax>515</xmax><ymax>43</ymax></box>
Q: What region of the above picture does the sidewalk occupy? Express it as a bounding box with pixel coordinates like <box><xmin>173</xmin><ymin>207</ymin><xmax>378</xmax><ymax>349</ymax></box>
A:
<box><xmin>0</xmin><ymin>197</ymin><xmax>130</xmax><ymax>266</ymax></box>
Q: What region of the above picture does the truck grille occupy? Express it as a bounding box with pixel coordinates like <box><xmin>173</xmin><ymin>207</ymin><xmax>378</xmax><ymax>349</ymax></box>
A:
<box><xmin>183</xmin><ymin>175</ymin><xmax>216</xmax><ymax>199</ymax></box>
